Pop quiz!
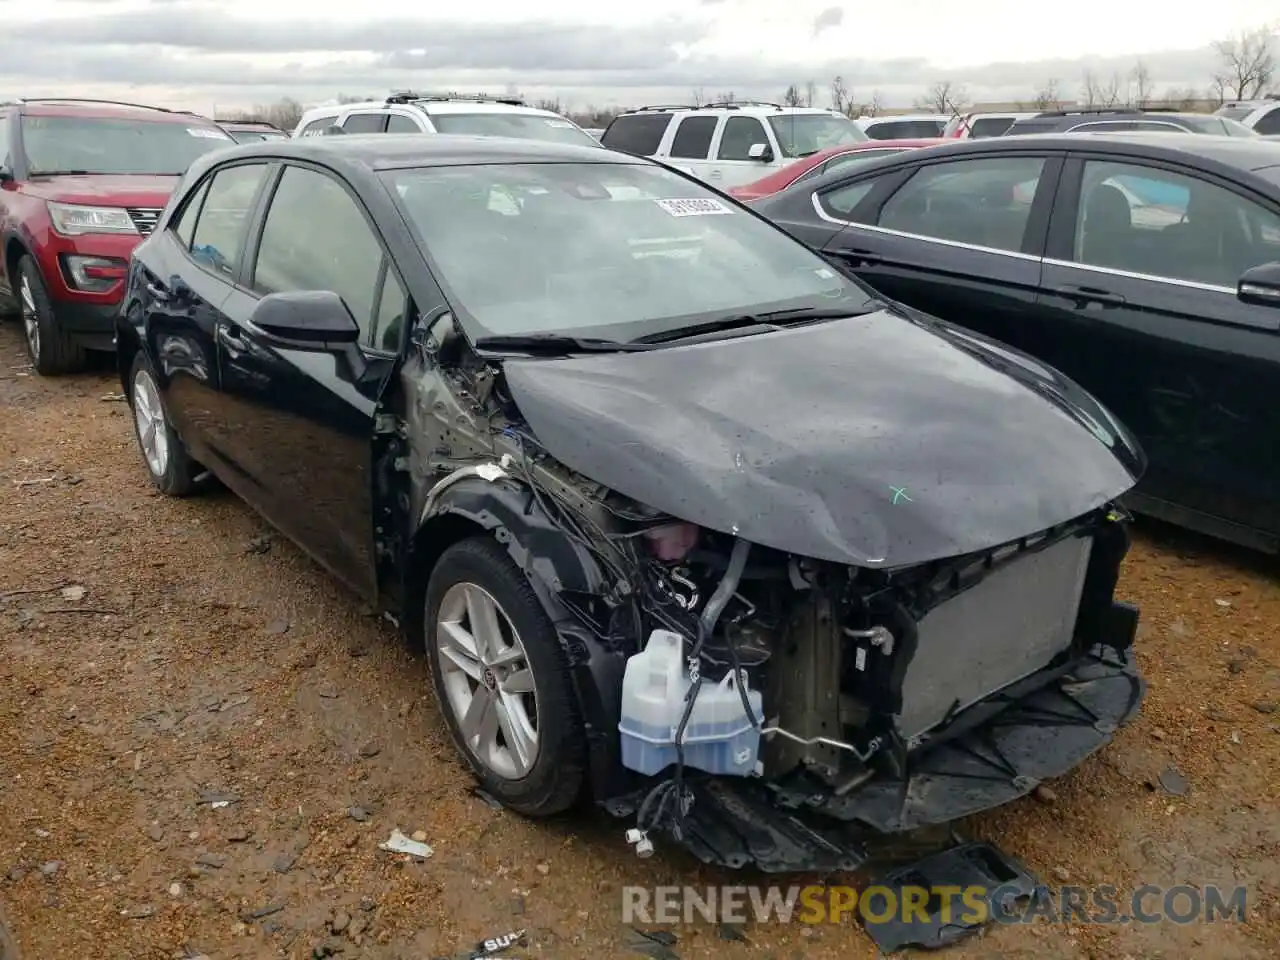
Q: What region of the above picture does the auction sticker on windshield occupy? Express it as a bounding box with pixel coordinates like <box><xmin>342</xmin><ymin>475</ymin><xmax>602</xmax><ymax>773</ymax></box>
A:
<box><xmin>655</xmin><ymin>198</ymin><xmax>733</xmax><ymax>217</ymax></box>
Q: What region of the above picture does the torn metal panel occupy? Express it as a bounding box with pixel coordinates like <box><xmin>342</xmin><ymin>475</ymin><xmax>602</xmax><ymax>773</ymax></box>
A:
<box><xmin>859</xmin><ymin>841</ymin><xmax>1040</xmax><ymax>952</ymax></box>
<box><xmin>501</xmin><ymin>308</ymin><xmax>1142</xmax><ymax>569</ymax></box>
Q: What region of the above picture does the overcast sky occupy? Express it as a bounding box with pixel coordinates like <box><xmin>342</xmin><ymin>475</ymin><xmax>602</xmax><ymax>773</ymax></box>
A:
<box><xmin>0</xmin><ymin>0</ymin><xmax>1276</xmax><ymax>114</ymax></box>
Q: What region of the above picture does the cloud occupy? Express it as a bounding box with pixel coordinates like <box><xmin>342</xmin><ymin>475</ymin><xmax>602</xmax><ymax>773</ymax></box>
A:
<box><xmin>0</xmin><ymin>9</ymin><xmax>1228</xmax><ymax>112</ymax></box>
<box><xmin>812</xmin><ymin>7</ymin><xmax>843</xmax><ymax>36</ymax></box>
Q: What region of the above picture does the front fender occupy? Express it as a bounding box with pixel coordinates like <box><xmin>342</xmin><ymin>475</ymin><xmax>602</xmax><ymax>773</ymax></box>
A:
<box><xmin>418</xmin><ymin>472</ymin><xmax>631</xmax><ymax>800</ymax></box>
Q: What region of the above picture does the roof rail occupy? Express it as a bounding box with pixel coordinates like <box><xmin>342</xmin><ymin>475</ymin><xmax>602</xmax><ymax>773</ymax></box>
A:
<box><xmin>8</xmin><ymin>97</ymin><xmax>178</xmax><ymax>113</ymax></box>
<box><xmin>215</xmin><ymin>118</ymin><xmax>280</xmax><ymax>127</ymax></box>
<box><xmin>628</xmin><ymin>100</ymin><xmax>787</xmax><ymax>113</ymax></box>
<box><xmin>1035</xmin><ymin>107</ymin><xmax>1142</xmax><ymax>118</ymax></box>
<box><xmin>385</xmin><ymin>91</ymin><xmax>525</xmax><ymax>107</ymax></box>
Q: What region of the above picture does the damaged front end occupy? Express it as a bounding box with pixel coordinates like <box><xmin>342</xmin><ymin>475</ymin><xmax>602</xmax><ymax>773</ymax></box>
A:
<box><xmin>388</xmin><ymin>312</ymin><xmax>1144</xmax><ymax>874</ymax></box>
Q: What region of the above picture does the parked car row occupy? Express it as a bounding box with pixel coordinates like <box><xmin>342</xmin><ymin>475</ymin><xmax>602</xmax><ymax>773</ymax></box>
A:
<box><xmin>111</xmin><ymin>130</ymin><xmax>1147</xmax><ymax>871</ymax></box>
<box><xmin>751</xmin><ymin>131</ymin><xmax>1280</xmax><ymax>552</ymax></box>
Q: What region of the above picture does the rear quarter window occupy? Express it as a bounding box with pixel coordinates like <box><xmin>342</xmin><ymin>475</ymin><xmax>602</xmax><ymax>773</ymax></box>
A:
<box><xmin>299</xmin><ymin>116</ymin><xmax>338</xmax><ymax>137</ymax></box>
<box><xmin>601</xmin><ymin>114</ymin><xmax>672</xmax><ymax>156</ymax></box>
<box><xmin>970</xmin><ymin>117</ymin><xmax>1016</xmax><ymax>138</ymax></box>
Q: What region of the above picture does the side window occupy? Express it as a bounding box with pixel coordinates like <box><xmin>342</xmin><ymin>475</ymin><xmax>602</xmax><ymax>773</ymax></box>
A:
<box><xmin>299</xmin><ymin>115</ymin><xmax>338</xmax><ymax>137</ymax></box>
<box><xmin>342</xmin><ymin>112</ymin><xmax>388</xmax><ymax>134</ymax></box>
<box><xmin>189</xmin><ymin>163</ymin><xmax>269</xmax><ymax>277</ymax></box>
<box><xmin>667</xmin><ymin>117</ymin><xmax>718</xmax><ymax>160</ymax></box>
<box><xmin>1255</xmin><ymin>108</ymin><xmax>1280</xmax><ymax>135</ymax></box>
<box><xmin>717</xmin><ymin>116</ymin><xmax>769</xmax><ymax>161</ymax></box>
<box><xmin>0</xmin><ymin>114</ymin><xmax>10</xmax><ymax>169</ymax></box>
<box><xmin>817</xmin><ymin>179</ymin><xmax>880</xmax><ymax>218</ymax></box>
<box><xmin>374</xmin><ymin>268</ymin><xmax>409</xmax><ymax>351</ymax></box>
<box><xmin>1071</xmin><ymin>160</ymin><xmax>1280</xmax><ymax>288</ymax></box>
<box><xmin>172</xmin><ymin>178</ymin><xmax>211</xmax><ymax>249</ymax></box>
<box><xmin>599</xmin><ymin>114</ymin><xmax>671</xmax><ymax>156</ymax></box>
<box><xmin>252</xmin><ymin>165</ymin><xmax>387</xmax><ymax>348</ymax></box>
<box><xmin>385</xmin><ymin>114</ymin><xmax>421</xmax><ymax>133</ymax></box>
<box><xmin>877</xmin><ymin>157</ymin><xmax>1045</xmax><ymax>252</ymax></box>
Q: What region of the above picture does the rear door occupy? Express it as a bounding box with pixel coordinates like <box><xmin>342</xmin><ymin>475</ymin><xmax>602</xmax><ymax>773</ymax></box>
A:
<box><xmin>212</xmin><ymin>162</ymin><xmax>406</xmax><ymax>595</ymax></box>
<box><xmin>662</xmin><ymin>115</ymin><xmax>718</xmax><ymax>181</ymax></box>
<box><xmin>816</xmin><ymin>152</ymin><xmax>1060</xmax><ymax>348</ymax></box>
<box><xmin>137</xmin><ymin>161</ymin><xmax>273</xmax><ymax>471</ymax></box>
<box><xmin>1036</xmin><ymin>153</ymin><xmax>1280</xmax><ymax>541</ymax></box>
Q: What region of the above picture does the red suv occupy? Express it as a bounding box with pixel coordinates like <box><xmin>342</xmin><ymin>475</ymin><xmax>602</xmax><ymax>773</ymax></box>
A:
<box><xmin>0</xmin><ymin>98</ymin><xmax>236</xmax><ymax>374</ymax></box>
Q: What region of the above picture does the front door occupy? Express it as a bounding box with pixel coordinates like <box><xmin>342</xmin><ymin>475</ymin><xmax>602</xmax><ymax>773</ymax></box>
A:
<box><xmin>708</xmin><ymin>115</ymin><xmax>777</xmax><ymax>187</ymax></box>
<box><xmin>1035</xmin><ymin>155</ymin><xmax>1280</xmax><ymax>541</ymax></box>
<box><xmin>818</xmin><ymin>154</ymin><xmax>1057</xmax><ymax>348</ymax></box>
<box><xmin>213</xmin><ymin>163</ymin><xmax>408</xmax><ymax>596</ymax></box>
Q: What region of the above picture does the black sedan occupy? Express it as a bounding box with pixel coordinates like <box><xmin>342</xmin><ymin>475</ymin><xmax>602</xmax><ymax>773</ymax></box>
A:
<box><xmin>753</xmin><ymin>132</ymin><xmax>1280</xmax><ymax>553</ymax></box>
<box><xmin>115</xmin><ymin>134</ymin><xmax>1144</xmax><ymax>872</ymax></box>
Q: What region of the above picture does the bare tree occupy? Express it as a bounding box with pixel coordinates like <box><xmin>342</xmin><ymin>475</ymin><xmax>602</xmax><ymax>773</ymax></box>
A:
<box><xmin>714</xmin><ymin>90</ymin><xmax>737</xmax><ymax>104</ymax></box>
<box><xmin>690</xmin><ymin>88</ymin><xmax>707</xmax><ymax>107</ymax></box>
<box><xmin>1130</xmin><ymin>60</ymin><xmax>1154</xmax><ymax>107</ymax></box>
<box><xmin>804</xmin><ymin>80</ymin><xmax>818</xmax><ymax>107</ymax></box>
<box><xmin>916</xmin><ymin>80</ymin><xmax>969</xmax><ymax>115</ymax></box>
<box><xmin>1209</xmin><ymin>74</ymin><xmax>1229</xmax><ymax>106</ymax></box>
<box><xmin>534</xmin><ymin>97</ymin><xmax>563</xmax><ymax>114</ymax></box>
<box><xmin>1080</xmin><ymin>70</ymin><xmax>1123</xmax><ymax>108</ymax></box>
<box><xmin>223</xmin><ymin>97</ymin><xmax>304</xmax><ymax>130</ymax></box>
<box><xmin>1032</xmin><ymin>78</ymin><xmax>1062</xmax><ymax>110</ymax></box>
<box><xmin>1212</xmin><ymin>24</ymin><xmax>1276</xmax><ymax>99</ymax></box>
<box><xmin>1163</xmin><ymin>86</ymin><xmax>1203</xmax><ymax>111</ymax></box>
<box><xmin>830</xmin><ymin>75</ymin><xmax>851</xmax><ymax>115</ymax></box>
<box><xmin>782</xmin><ymin>84</ymin><xmax>804</xmax><ymax>107</ymax></box>
<box><xmin>851</xmin><ymin>90</ymin><xmax>885</xmax><ymax>117</ymax></box>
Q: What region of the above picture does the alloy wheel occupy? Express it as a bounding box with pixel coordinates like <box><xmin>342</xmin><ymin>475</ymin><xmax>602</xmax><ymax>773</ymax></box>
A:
<box><xmin>132</xmin><ymin>368</ymin><xmax>171</xmax><ymax>478</ymax></box>
<box><xmin>435</xmin><ymin>581</ymin><xmax>540</xmax><ymax>779</ymax></box>
<box><xmin>19</xmin><ymin>276</ymin><xmax>39</xmax><ymax>362</ymax></box>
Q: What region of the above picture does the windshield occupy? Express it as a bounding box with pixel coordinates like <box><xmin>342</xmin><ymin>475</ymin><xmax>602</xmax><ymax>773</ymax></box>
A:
<box><xmin>429</xmin><ymin>113</ymin><xmax>598</xmax><ymax>147</ymax></box>
<box><xmin>768</xmin><ymin>114</ymin><xmax>867</xmax><ymax>157</ymax></box>
<box><xmin>21</xmin><ymin>115</ymin><xmax>234</xmax><ymax>176</ymax></box>
<box><xmin>385</xmin><ymin>161</ymin><xmax>874</xmax><ymax>341</ymax></box>
<box><xmin>1216</xmin><ymin>106</ymin><xmax>1256</xmax><ymax>121</ymax></box>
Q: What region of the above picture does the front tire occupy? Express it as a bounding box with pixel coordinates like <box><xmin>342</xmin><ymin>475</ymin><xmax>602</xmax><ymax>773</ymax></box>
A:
<box><xmin>18</xmin><ymin>256</ymin><xmax>87</xmax><ymax>376</ymax></box>
<box><xmin>425</xmin><ymin>536</ymin><xmax>587</xmax><ymax>816</ymax></box>
<box><xmin>128</xmin><ymin>351</ymin><xmax>195</xmax><ymax>497</ymax></box>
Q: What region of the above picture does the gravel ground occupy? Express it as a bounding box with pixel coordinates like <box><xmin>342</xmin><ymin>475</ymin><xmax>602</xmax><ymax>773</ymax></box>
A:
<box><xmin>1</xmin><ymin>320</ymin><xmax>1277</xmax><ymax>960</ymax></box>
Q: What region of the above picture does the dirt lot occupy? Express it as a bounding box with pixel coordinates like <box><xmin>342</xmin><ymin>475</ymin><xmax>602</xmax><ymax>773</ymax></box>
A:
<box><xmin>1</xmin><ymin>320</ymin><xmax>1278</xmax><ymax>960</ymax></box>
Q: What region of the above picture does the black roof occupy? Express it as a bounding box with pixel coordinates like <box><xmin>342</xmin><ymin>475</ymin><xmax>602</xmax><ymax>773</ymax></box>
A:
<box><xmin>193</xmin><ymin>133</ymin><xmax>630</xmax><ymax>175</ymax></box>
<box><xmin>864</xmin><ymin>131</ymin><xmax>1280</xmax><ymax>175</ymax></box>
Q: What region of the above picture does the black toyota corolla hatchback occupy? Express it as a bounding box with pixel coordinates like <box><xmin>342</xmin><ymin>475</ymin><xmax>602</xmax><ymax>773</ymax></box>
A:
<box><xmin>116</xmin><ymin>134</ymin><xmax>1146</xmax><ymax>872</ymax></box>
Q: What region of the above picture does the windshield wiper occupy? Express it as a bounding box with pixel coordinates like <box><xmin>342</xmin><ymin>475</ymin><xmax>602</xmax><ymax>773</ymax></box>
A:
<box><xmin>471</xmin><ymin>333</ymin><xmax>655</xmax><ymax>355</ymax></box>
<box><xmin>634</xmin><ymin>305</ymin><xmax>865</xmax><ymax>345</ymax></box>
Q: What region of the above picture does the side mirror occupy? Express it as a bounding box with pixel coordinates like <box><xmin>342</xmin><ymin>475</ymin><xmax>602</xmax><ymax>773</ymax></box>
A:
<box><xmin>0</xmin><ymin>166</ymin><xmax>13</xmax><ymax>183</ymax></box>
<box><xmin>251</xmin><ymin>290</ymin><xmax>360</xmax><ymax>346</ymax></box>
<box><xmin>747</xmin><ymin>142</ymin><xmax>774</xmax><ymax>162</ymax></box>
<box><xmin>1237</xmin><ymin>262</ymin><xmax>1280</xmax><ymax>307</ymax></box>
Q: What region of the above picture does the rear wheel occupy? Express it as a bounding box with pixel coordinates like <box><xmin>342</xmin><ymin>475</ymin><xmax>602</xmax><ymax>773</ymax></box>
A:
<box><xmin>424</xmin><ymin>536</ymin><xmax>587</xmax><ymax>816</ymax></box>
<box><xmin>128</xmin><ymin>351</ymin><xmax>195</xmax><ymax>496</ymax></box>
<box><xmin>18</xmin><ymin>256</ymin><xmax>87</xmax><ymax>376</ymax></box>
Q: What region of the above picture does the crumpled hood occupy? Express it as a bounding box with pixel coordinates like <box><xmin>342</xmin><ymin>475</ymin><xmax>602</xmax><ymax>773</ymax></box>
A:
<box><xmin>20</xmin><ymin>174</ymin><xmax>179</xmax><ymax>207</ymax></box>
<box><xmin>501</xmin><ymin>309</ymin><xmax>1143</xmax><ymax>568</ymax></box>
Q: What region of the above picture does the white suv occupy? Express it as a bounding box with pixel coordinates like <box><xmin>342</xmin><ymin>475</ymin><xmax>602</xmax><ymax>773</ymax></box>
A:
<box><xmin>598</xmin><ymin>101</ymin><xmax>868</xmax><ymax>188</ymax></box>
<box><xmin>292</xmin><ymin>93</ymin><xmax>600</xmax><ymax>146</ymax></box>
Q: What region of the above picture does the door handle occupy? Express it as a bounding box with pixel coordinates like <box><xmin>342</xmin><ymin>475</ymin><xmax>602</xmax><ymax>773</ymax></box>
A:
<box><xmin>146</xmin><ymin>282</ymin><xmax>170</xmax><ymax>302</ymax></box>
<box><xmin>216</xmin><ymin>325</ymin><xmax>247</xmax><ymax>352</ymax></box>
<box><xmin>1051</xmin><ymin>284</ymin><xmax>1126</xmax><ymax>306</ymax></box>
<box><xmin>708</xmin><ymin>169</ymin><xmax>723</xmax><ymax>179</ymax></box>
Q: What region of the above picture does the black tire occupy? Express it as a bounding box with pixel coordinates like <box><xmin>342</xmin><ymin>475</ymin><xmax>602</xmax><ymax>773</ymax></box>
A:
<box><xmin>127</xmin><ymin>350</ymin><xmax>196</xmax><ymax>497</ymax></box>
<box><xmin>18</xmin><ymin>255</ymin><xmax>87</xmax><ymax>376</ymax></box>
<box><xmin>425</xmin><ymin>535</ymin><xmax>587</xmax><ymax>816</ymax></box>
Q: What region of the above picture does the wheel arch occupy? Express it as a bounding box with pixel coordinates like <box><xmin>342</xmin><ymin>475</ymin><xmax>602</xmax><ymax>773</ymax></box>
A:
<box><xmin>407</xmin><ymin>471</ymin><xmax>630</xmax><ymax>802</ymax></box>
